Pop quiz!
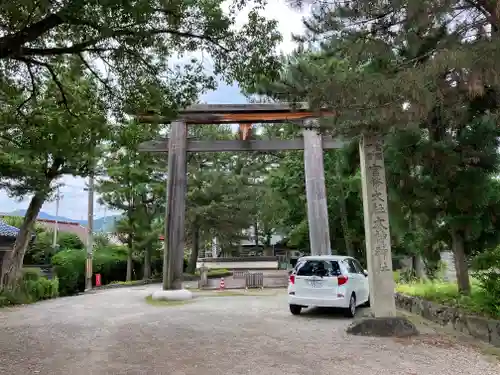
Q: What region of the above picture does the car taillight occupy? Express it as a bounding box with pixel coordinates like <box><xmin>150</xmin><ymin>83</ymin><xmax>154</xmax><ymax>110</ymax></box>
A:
<box><xmin>289</xmin><ymin>275</ymin><xmax>295</xmax><ymax>284</ymax></box>
<box><xmin>337</xmin><ymin>275</ymin><xmax>348</xmax><ymax>286</ymax></box>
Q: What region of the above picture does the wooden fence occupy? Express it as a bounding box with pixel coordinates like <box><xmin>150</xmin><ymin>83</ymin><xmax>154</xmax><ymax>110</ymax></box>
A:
<box><xmin>245</xmin><ymin>272</ymin><xmax>264</xmax><ymax>289</ymax></box>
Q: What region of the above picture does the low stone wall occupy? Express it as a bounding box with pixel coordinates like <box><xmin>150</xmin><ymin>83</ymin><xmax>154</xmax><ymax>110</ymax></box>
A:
<box><xmin>395</xmin><ymin>293</ymin><xmax>500</xmax><ymax>347</ymax></box>
<box><xmin>182</xmin><ymin>272</ymin><xmax>232</xmax><ymax>281</ymax></box>
<box><xmin>196</xmin><ymin>257</ymin><xmax>279</xmax><ymax>270</ymax></box>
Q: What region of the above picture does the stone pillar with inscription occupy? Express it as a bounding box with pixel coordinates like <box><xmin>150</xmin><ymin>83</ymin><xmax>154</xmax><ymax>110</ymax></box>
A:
<box><xmin>303</xmin><ymin>119</ymin><xmax>332</xmax><ymax>256</ymax></box>
<box><xmin>359</xmin><ymin>133</ymin><xmax>396</xmax><ymax>317</ymax></box>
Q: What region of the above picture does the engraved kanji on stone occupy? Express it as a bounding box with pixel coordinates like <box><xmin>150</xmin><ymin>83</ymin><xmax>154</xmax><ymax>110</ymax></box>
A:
<box><xmin>369</xmin><ymin>163</ymin><xmax>383</xmax><ymax>176</ymax></box>
<box><xmin>373</xmin><ymin>202</ymin><xmax>386</xmax><ymax>214</ymax></box>
<box><xmin>374</xmin><ymin>230</ymin><xmax>388</xmax><ymax>248</ymax></box>
<box><xmin>369</xmin><ymin>165</ymin><xmax>385</xmax><ymax>190</ymax></box>
<box><xmin>371</xmin><ymin>190</ymin><xmax>385</xmax><ymax>203</ymax></box>
<box><xmin>373</xmin><ymin>216</ymin><xmax>388</xmax><ymax>230</ymax></box>
<box><xmin>365</xmin><ymin>138</ymin><xmax>383</xmax><ymax>151</ymax></box>
<box><xmin>380</xmin><ymin>259</ymin><xmax>390</xmax><ymax>272</ymax></box>
<box><xmin>373</xmin><ymin>142</ymin><xmax>383</xmax><ymax>152</ymax></box>
<box><xmin>374</xmin><ymin>246</ymin><xmax>387</xmax><ymax>256</ymax></box>
<box><xmin>373</xmin><ymin>152</ymin><xmax>383</xmax><ymax>161</ymax></box>
<box><xmin>371</xmin><ymin>175</ymin><xmax>384</xmax><ymax>189</ymax></box>
<box><xmin>373</xmin><ymin>216</ymin><xmax>388</xmax><ymax>248</ymax></box>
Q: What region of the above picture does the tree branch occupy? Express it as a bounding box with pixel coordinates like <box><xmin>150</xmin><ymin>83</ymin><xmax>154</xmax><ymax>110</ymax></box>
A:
<box><xmin>0</xmin><ymin>12</ymin><xmax>65</xmax><ymax>58</ymax></box>
<box><xmin>16</xmin><ymin>57</ymin><xmax>77</xmax><ymax>117</ymax></box>
<box><xmin>17</xmin><ymin>61</ymin><xmax>37</xmax><ymax>113</ymax></box>
<box><xmin>11</xmin><ymin>27</ymin><xmax>229</xmax><ymax>59</ymax></box>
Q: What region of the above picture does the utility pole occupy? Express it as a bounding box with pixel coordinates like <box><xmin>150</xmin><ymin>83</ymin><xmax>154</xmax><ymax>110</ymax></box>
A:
<box><xmin>85</xmin><ymin>173</ymin><xmax>95</xmax><ymax>291</ymax></box>
<box><xmin>52</xmin><ymin>187</ymin><xmax>61</xmax><ymax>251</ymax></box>
<box><xmin>102</xmin><ymin>206</ymin><xmax>107</xmax><ymax>233</ymax></box>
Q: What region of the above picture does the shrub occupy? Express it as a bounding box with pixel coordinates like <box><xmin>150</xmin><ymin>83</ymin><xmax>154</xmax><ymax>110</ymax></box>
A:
<box><xmin>194</xmin><ymin>268</ymin><xmax>231</xmax><ymax>277</ymax></box>
<box><xmin>0</xmin><ymin>268</ymin><xmax>59</xmax><ymax>307</ymax></box>
<box><xmin>24</xmin><ymin>230</ymin><xmax>55</xmax><ymax>265</ymax></box>
<box><xmin>57</xmin><ymin>232</ymin><xmax>84</xmax><ymax>250</ymax></box>
<box><xmin>23</xmin><ymin>228</ymin><xmax>84</xmax><ymax>266</ymax></box>
<box><xmin>393</xmin><ymin>271</ymin><xmax>400</xmax><ymax>283</ymax></box>
<box><xmin>471</xmin><ymin>246</ymin><xmax>500</xmax><ymax>317</ymax></box>
<box><xmin>52</xmin><ymin>246</ymin><xmax>143</xmax><ymax>296</ymax></box>
<box><xmin>51</xmin><ymin>249</ymin><xmax>86</xmax><ymax>296</ymax></box>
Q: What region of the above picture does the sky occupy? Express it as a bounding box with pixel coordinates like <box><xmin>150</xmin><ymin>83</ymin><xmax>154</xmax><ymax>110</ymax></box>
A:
<box><xmin>0</xmin><ymin>1</ymin><xmax>307</xmax><ymax>221</ymax></box>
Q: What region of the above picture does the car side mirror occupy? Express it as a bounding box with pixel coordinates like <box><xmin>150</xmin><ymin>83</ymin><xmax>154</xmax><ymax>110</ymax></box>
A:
<box><xmin>363</xmin><ymin>270</ymin><xmax>368</xmax><ymax>277</ymax></box>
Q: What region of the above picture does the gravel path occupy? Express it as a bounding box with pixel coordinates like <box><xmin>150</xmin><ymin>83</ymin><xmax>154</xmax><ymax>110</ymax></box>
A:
<box><xmin>0</xmin><ymin>285</ymin><xmax>498</xmax><ymax>375</ymax></box>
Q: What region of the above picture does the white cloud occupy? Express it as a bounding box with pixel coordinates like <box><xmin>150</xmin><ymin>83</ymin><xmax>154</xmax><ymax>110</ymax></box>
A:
<box><xmin>0</xmin><ymin>176</ymin><xmax>109</xmax><ymax>220</ymax></box>
<box><xmin>0</xmin><ymin>1</ymin><xmax>305</xmax><ymax>221</ymax></box>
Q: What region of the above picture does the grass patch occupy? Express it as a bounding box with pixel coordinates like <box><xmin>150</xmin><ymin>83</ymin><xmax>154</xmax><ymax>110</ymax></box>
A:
<box><xmin>108</xmin><ymin>280</ymin><xmax>138</xmax><ymax>286</ymax></box>
<box><xmin>191</xmin><ymin>268</ymin><xmax>231</xmax><ymax>277</ymax></box>
<box><xmin>144</xmin><ymin>295</ymin><xmax>194</xmax><ymax>307</ymax></box>
<box><xmin>396</xmin><ymin>279</ymin><xmax>499</xmax><ymax>319</ymax></box>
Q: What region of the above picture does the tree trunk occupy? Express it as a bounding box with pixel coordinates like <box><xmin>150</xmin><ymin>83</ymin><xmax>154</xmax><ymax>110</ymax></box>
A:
<box><xmin>187</xmin><ymin>223</ymin><xmax>200</xmax><ymax>274</ymax></box>
<box><xmin>126</xmin><ymin>236</ymin><xmax>133</xmax><ymax>282</ymax></box>
<box><xmin>451</xmin><ymin>229</ymin><xmax>471</xmax><ymax>294</ymax></box>
<box><xmin>335</xmin><ymin>154</ymin><xmax>354</xmax><ymax>256</ymax></box>
<box><xmin>254</xmin><ymin>220</ymin><xmax>259</xmax><ymax>247</ymax></box>
<box><xmin>0</xmin><ymin>192</ymin><xmax>46</xmax><ymax>289</ymax></box>
<box><xmin>412</xmin><ymin>254</ymin><xmax>427</xmax><ymax>280</ymax></box>
<box><xmin>143</xmin><ymin>244</ymin><xmax>151</xmax><ymax>280</ymax></box>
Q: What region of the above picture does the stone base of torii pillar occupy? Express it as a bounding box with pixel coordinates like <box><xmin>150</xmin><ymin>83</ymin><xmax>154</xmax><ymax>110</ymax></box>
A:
<box><xmin>151</xmin><ymin>289</ymin><xmax>193</xmax><ymax>301</ymax></box>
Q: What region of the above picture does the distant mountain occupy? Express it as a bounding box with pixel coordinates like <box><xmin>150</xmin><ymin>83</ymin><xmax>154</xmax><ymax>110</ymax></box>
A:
<box><xmin>4</xmin><ymin>210</ymin><xmax>121</xmax><ymax>232</ymax></box>
<box><xmin>93</xmin><ymin>215</ymin><xmax>121</xmax><ymax>231</ymax></box>
<box><xmin>7</xmin><ymin>209</ymin><xmax>80</xmax><ymax>223</ymax></box>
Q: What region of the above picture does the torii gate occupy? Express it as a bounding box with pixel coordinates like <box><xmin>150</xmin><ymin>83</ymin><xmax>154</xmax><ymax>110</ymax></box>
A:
<box><xmin>138</xmin><ymin>103</ymin><xmax>396</xmax><ymax>318</ymax></box>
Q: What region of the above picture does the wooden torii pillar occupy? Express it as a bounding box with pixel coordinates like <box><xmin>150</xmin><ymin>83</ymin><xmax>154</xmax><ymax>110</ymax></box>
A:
<box><xmin>138</xmin><ymin>103</ymin><xmax>341</xmax><ymax>290</ymax></box>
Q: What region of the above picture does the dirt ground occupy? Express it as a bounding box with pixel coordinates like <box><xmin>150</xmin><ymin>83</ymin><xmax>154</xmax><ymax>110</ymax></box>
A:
<box><xmin>0</xmin><ymin>285</ymin><xmax>499</xmax><ymax>375</ymax></box>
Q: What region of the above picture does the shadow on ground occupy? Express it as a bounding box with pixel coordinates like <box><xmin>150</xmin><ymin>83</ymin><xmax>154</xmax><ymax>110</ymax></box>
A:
<box><xmin>297</xmin><ymin>306</ymin><xmax>371</xmax><ymax>320</ymax></box>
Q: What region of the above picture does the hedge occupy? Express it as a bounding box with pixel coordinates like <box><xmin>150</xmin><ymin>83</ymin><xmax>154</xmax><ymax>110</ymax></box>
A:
<box><xmin>0</xmin><ymin>268</ymin><xmax>59</xmax><ymax>307</ymax></box>
<box><xmin>52</xmin><ymin>246</ymin><xmax>188</xmax><ymax>296</ymax></box>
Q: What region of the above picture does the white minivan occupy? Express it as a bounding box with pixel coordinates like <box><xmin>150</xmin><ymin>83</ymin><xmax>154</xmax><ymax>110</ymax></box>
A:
<box><xmin>287</xmin><ymin>255</ymin><xmax>370</xmax><ymax>317</ymax></box>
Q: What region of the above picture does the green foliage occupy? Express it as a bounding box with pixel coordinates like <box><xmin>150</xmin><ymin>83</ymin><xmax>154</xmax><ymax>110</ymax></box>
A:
<box><xmin>51</xmin><ymin>245</ymin><xmax>163</xmax><ymax>296</ymax></box>
<box><xmin>24</xmin><ymin>230</ymin><xmax>84</xmax><ymax>265</ymax></box>
<box><xmin>57</xmin><ymin>232</ymin><xmax>84</xmax><ymax>250</ymax></box>
<box><xmin>264</xmin><ymin>134</ymin><xmax>365</xmax><ymax>255</ymax></box>
<box><xmin>193</xmin><ymin>268</ymin><xmax>230</xmax><ymax>277</ymax></box>
<box><xmin>396</xmin><ymin>278</ymin><xmax>500</xmax><ymax>319</ymax></box>
<box><xmin>471</xmin><ymin>246</ymin><xmax>500</xmax><ymax>317</ymax></box>
<box><xmin>254</xmin><ymin>1</ymin><xmax>500</xmax><ymax>295</ymax></box>
<box><xmin>393</xmin><ymin>271</ymin><xmax>400</xmax><ymax>284</ymax></box>
<box><xmin>0</xmin><ymin>62</ymin><xmax>112</xmax><ymax>289</ymax></box>
<box><xmin>274</xmin><ymin>0</ymin><xmax>500</xmax><ymax>127</ymax></box>
<box><xmin>97</xmin><ymin>120</ymin><xmax>166</xmax><ymax>280</ymax></box>
<box><xmin>93</xmin><ymin>233</ymin><xmax>111</xmax><ymax>248</ymax></box>
<box><xmin>51</xmin><ymin>249</ymin><xmax>86</xmax><ymax>296</ymax></box>
<box><xmin>1</xmin><ymin>215</ymin><xmax>25</xmax><ymax>228</ymax></box>
<box><xmin>0</xmin><ymin>268</ymin><xmax>59</xmax><ymax>307</ymax></box>
<box><xmin>185</xmin><ymin>125</ymin><xmax>260</xmax><ymax>253</ymax></box>
<box><xmin>0</xmin><ymin>0</ymin><xmax>282</xmax><ymax>116</ymax></box>
<box><xmin>0</xmin><ymin>63</ymin><xmax>109</xmax><ymax>196</ymax></box>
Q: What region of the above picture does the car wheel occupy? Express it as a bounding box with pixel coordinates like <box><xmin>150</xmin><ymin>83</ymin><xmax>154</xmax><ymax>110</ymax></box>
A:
<box><xmin>363</xmin><ymin>294</ymin><xmax>371</xmax><ymax>307</ymax></box>
<box><xmin>344</xmin><ymin>294</ymin><xmax>356</xmax><ymax>318</ymax></box>
<box><xmin>289</xmin><ymin>304</ymin><xmax>302</xmax><ymax>315</ymax></box>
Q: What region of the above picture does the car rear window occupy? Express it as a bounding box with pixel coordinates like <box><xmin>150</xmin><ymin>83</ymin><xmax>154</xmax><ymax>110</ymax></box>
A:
<box><xmin>295</xmin><ymin>260</ymin><xmax>341</xmax><ymax>277</ymax></box>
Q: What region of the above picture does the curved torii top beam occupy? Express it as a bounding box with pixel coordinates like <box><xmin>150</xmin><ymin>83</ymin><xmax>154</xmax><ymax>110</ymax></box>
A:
<box><xmin>136</xmin><ymin>102</ymin><xmax>334</xmax><ymax>125</ymax></box>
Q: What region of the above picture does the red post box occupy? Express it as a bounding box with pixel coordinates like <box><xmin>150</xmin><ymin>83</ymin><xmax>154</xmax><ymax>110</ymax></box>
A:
<box><xmin>95</xmin><ymin>273</ymin><xmax>101</xmax><ymax>287</ymax></box>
